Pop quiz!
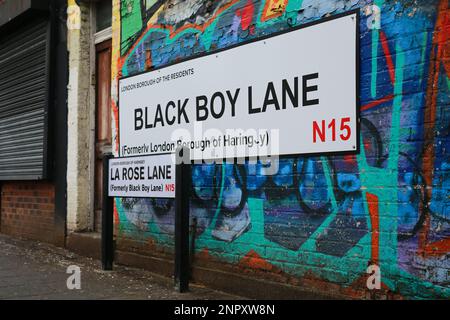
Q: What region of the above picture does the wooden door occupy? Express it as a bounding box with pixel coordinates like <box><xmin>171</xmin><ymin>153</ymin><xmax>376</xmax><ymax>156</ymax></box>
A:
<box><xmin>94</xmin><ymin>40</ymin><xmax>112</xmax><ymax>232</ymax></box>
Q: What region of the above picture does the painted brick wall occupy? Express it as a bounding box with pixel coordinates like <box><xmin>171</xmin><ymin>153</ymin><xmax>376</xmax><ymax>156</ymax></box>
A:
<box><xmin>111</xmin><ymin>0</ymin><xmax>449</xmax><ymax>299</ymax></box>
<box><xmin>66</xmin><ymin>0</ymin><xmax>96</xmax><ymax>233</ymax></box>
<box><xmin>0</xmin><ymin>182</ymin><xmax>60</xmax><ymax>245</ymax></box>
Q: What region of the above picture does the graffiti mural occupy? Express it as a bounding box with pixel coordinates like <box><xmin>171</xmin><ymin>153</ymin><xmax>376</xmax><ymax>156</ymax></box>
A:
<box><xmin>111</xmin><ymin>0</ymin><xmax>450</xmax><ymax>298</ymax></box>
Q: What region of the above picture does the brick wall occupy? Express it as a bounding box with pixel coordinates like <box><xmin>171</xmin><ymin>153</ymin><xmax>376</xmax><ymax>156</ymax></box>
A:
<box><xmin>0</xmin><ymin>182</ymin><xmax>61</xmax><ymax>245</ymax></box>
<box><xmin>111</xmin><ymin>0</ymin><xmax>450</xmax><ymax>299</ymax></box>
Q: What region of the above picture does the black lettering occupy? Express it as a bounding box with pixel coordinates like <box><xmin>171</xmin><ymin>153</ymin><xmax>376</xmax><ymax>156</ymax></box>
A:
<box><xmin>282</xmin><ymin>77</ymin><xmax>298</xmax><ymax>109</ymax></box>
<box><xmin>159</xmin><ymin>165</ymin><xmax>165</xmax><ymax>179</ymax></box>
<box><xmin>165</xmin><ymin>101</ymin><xmax>176</xmax><ymax>125</ymax></box>
<box><xmin>134</xmin><ymin>108</ymin><xmax>143</xmax><ymax>130</ymax></box>
<box><xmin>210</xmin><ymin>92</ymin><xmax>225</xmax><ymax>119</ymax></box>
<box><xmin>262</xmin><ymin>82</ymin><xmax>280</xmax><ymax>112</ymax></box>
<box><xmin>248</xmin><ymin>86</ymin><xmax>260</xmax><ymax>114</ymax></box>
<box><xmin>134</xmin><ymin>167</ymin><xmax>140</xmax><ymax>179</ymax></box>
<box><xmin>196</xmin><ymin>95</ymin><xmax>208</xmax><ymax>121</ymax></box>
<box><xmin>154</xmin><ymin>104</ymin><xmax>164</xmax><ymax>127</ymax></box>
<box><xmin>111</xmin><ymin>168</ymin><xmax>117</xmax><ymax>180</ymax></box>
<box><xmin>226</xmin><ymin>88</ymin><xmax>240</xmax><ymax>117</ymax></box>
<box><xmin>145</xmin><ymin>107</ymin><xmax>153</xmax><ymax>129</ymax></box>
<box><xmin>302</xmin><ymin>73</ymin><xmax>319</xmax><ymax>106</ymax></box>
<box><xmin>178</xmin><ymin>98</ymin><xmax>190</xmax><ymax>124</ymax></box>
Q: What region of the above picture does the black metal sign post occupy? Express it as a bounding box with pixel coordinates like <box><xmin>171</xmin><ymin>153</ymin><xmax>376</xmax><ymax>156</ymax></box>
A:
<box><xmin>102</xmin><ymin>153</ymin><xmax>114</xmax><ymax>271</ymax></box>
<box><xmin>101</xmin><ymin>149</ymin><xmax>190</xmax><ymax>291</ymax></box>
<box><xmin>174</xmin><ymin>146</ymin><xmax>191</xmax><ymax>292</ymax></box>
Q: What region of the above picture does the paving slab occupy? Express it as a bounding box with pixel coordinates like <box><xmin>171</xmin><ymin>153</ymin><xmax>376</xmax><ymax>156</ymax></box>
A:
<box><xmin>0</xmin><ymin>234</ymin><xmax>242</xmax><ymax>300</ymax></box>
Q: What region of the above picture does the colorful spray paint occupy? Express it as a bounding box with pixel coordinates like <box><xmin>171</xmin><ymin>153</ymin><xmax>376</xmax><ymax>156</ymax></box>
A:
<box><xmin>111</xmin><ymin>0</ymin><xmax>449</xmax><ymax>299</ymax></box>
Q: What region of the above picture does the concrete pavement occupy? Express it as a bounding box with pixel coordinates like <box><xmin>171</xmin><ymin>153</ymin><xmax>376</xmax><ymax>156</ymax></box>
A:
<box><xmin>0</xmin><ymin>234</ymin><xmax>241</xmax><ymax>300</ymax></box>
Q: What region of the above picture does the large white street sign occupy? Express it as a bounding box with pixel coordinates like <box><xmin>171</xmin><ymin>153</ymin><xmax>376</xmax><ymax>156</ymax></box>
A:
<box><xmin>119</xmin><ymin>12</ymin><xmax>358</xmax><ymax>160</ymax></box>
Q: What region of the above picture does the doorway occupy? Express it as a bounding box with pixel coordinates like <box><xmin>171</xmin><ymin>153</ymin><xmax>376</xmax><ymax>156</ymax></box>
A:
<box><xmin>94</xmin><ymin>39</ymin><xmax>112</xmax><ymax>232</ymax></box>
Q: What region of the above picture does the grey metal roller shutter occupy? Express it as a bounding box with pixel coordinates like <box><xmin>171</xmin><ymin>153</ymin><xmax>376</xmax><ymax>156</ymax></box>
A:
<box><xmin>0</xmin><ymin>17</ymin><xmax>50</xmax><ymax>180</ymax></box>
